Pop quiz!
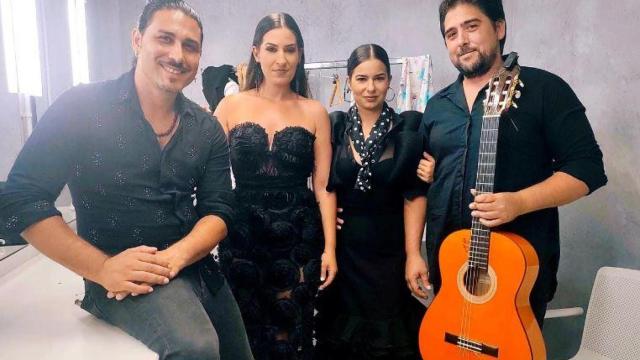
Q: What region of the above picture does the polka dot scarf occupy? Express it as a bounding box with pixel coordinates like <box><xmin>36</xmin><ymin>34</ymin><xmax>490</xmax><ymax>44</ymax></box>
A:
<box><xmin>348</xmin><ymin>103</ymin><xmax>393</xmax><ymax>192</ymax></box>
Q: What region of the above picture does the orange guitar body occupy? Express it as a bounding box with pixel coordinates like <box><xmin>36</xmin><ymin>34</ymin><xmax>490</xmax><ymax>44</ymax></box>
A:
<box><xmin>418</xmin><ymin>230</ymin><xmax>546</xmax><ymax>359</ymax></box>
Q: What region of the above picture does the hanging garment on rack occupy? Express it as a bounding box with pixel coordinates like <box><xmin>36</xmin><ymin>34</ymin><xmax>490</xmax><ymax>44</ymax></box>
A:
<box><xmin>396</xmin><ymin>55</ymin><xmax>433</xmax><ymax>112</ymax></box>
<box><xmin>224</xmin><ymin>80</ymin><xmax>240</xmax><ymax>96</ymax></box>
<box><xmin>236</xmin><ymin>62</ymin><xmax>248</xmax><ymax>90</ymax></box>
<box><xmin>202</xmin><ymin>64</ymin><xmax>240</xmax><ymax>112</ymax></box>
<box><xmin>329</xmin><ymin>74</ymin><xmax>344</xmax><ymax>107</ymax></box>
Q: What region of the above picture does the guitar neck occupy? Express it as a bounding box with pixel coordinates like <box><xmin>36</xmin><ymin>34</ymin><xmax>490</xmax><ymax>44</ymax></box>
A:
<box><xmin>469</xmin><ymin>114</ymin><xmax>500</xmax><ymax>271</ymax></box>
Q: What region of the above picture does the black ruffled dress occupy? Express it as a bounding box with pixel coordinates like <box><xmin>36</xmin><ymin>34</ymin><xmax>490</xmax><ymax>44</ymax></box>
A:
<box><xmin>218</xmin><ymin>122</ymin><xmax>323</xmax><ymax>360</ymax></box>
<box><xmin>315</xmin><ymin>110</ymin><xmax>427</xmax><ymax>360</ymax></box>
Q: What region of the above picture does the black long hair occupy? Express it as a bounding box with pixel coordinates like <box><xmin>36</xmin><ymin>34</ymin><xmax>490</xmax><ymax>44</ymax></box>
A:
<box><xmin>346</xmin><ymin>44</ymin><xmax>392</xmax><ymax>79</ymax></box>
<box><xmin>244</xmin><ymin>13</ymin><xmax>309</xmax><ymax>98</ymax></box>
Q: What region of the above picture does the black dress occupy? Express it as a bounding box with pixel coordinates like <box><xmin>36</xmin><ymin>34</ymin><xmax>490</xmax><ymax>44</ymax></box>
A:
<box><xmin>315</xmin><ymin>110</ymin><xmax>427</xmax><ymax>360</ymax></box>
<box><xmin>218</xmin><ymin>122</ymin><xmax>324</xmax><ymax>360</ymax></box>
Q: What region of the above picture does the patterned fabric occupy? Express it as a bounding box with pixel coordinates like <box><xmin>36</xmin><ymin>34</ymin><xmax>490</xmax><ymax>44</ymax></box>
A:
<box><xmin>0</xmin><ymin>69</ymin><xmax>234</xmax><ymax>257</ymax></box>
<box><xmin>396</xmin><ymin>55</ymin><xmax>433</xmax><ymax>112</ymax></box>
<box><xmin>219</xmin><ymin>122</ymin><xmax>323</xmax><ymax>360</ymax></box>
<box><xmin>348</xmin><ymin>103</ymin><xmax>393</xmax><ymax>192</ymax></box>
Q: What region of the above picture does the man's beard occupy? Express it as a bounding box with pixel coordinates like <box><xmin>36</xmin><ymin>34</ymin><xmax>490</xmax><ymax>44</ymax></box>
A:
<box><xmin>454</xmin><ymin>46</ymin><xmax>499</xmax><ymax>78</ymax></box>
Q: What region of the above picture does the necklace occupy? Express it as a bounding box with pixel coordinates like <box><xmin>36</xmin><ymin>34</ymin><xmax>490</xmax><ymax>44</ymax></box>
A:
<box><xmin>155</xmin><ymin>113</ymin><xmax>178</xmax><ymax>138</ymax></box>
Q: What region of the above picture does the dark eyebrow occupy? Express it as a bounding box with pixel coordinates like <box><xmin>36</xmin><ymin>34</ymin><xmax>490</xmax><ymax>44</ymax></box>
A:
<box><xmin>444</xmin><ymin>27</ymin><xmax>456</xmax><ymax>37</ymax></box>
<box><xmin>157</xmin><ymin>30</ymin><xmax>201</xmax><ymax>48</ymax></box>
<box><xmin>444</xmin><ymin>17</ymin><xmax>481</xmax><ymax>35</ymax></box>
<box><xmin>355</xmin><ymin>72</ymin><xmax>386</xmax><ymax>78</ymax></box>
<box><xmin>265</xmin><ymin>42</ymin><xmax>297</xmax><ymax>47</ymax></box>
<box><xmin>183</xmin><ymin>38</ymin><xmax>201</xmax><ymax>49</ymax></box>
<box><xmin>157</xmin><ymin>30</ymin><xmax>175</xmax><ymax>37</ymax></box>
<box><xmin>463</xmin><ymin>18</ymin><xmax>481</xmax><ymax>26</ymax></box>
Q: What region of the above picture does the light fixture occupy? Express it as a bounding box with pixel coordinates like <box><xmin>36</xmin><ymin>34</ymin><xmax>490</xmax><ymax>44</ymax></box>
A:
<box><xmin>67</xmin><ymin>0</ymin><xmax>89</xmax><ymax>85</ymax></box>
<box><xmin>1</xmin><ymin>0</ymin><xmax>43</xmax><ymax>96</ymax></box>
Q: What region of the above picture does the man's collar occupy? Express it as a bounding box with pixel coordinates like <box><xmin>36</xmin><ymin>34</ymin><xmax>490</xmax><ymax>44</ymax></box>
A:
<box><xmin>439</xmin><ymin>72</ymin><xmax>465</xmax><ymax>98</ymax></box>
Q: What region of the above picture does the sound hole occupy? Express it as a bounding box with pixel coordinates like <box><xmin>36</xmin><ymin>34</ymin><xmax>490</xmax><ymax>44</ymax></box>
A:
<box><xmin>463</xmin><ymin>266</ymin><xmax>492</xmax><ymax>296</ymax></box>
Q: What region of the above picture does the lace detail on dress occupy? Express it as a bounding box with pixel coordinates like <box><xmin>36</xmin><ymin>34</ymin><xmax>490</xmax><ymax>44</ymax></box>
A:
<box><xmin>229</xmin><ymin>122</ymin><xmax>315</xmax><ymax>183</ymax></box>
<box><xmin>222</xmin><ymin>121</ymin><xmax>323</xmax><ymax>360</ymax></box>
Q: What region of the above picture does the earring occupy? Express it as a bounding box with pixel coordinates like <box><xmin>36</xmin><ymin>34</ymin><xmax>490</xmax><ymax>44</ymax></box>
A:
<box><xmin>343</xmin><ymin>82</ymin><xmax>352</xmax><ymax>103</ymax></box>
<box><xmin>386</xmin><ymin>86</ymin><xmax>396</xmax><ymax>102</ymax></box>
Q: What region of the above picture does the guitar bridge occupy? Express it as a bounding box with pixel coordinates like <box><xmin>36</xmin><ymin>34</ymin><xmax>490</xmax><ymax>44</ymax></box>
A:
<box><xmin>444</xmin><ymin>332</ymin><xmax>499</xmax><ymax>358</ymax></box>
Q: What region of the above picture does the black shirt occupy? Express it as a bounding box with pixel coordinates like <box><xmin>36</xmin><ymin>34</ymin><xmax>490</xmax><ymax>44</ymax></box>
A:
<box><xmin>0</xmin><ymin>70</ymin><xmax>234</xmax><ymax>255</ymax></box>
<box><xmin>420</xmin><ymin>66</ymin><xmax>607</xmax><ymax>301</ymax></box>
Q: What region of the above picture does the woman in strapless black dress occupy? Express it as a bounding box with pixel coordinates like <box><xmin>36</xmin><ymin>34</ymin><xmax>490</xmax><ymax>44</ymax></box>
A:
<box><xmin>214</xmin><ymin>13</ymin><xmax>337</xmax><ymax>360</ymax></box>
<box><xmin>314</xmin><ymin>44</ymin><xmax>434</xmax><ymax>360</ymax></box>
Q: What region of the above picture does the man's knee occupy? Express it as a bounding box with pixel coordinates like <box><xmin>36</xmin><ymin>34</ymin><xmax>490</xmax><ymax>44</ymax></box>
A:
<box><xmin>164</xmin><ymin>332</ymin><xmax>220</xmax><ymax>360</ymax></box>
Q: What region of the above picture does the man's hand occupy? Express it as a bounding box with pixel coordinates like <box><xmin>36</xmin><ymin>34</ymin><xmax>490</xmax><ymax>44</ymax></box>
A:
<box><xmin>97</xmin><ymin>246</ymin><xmax>171</xmax><ymax>299</ymax></box>
<box><xmin>106</xmin><ymin>247</ymin><xmax>188</xmax><ymax>300</ymax></box>
<box><xmin>469</xmin><ymin>189</ymin><xmax>525</xmax><ymax>227</ymax></box>
<box><xmin>417</xmin><ymin>152</ymin><xmax>436</xmax><ymax>183</ymax></box>
<box><xmin>405</xmin><ymin>253</ymin><xmax>430</xmax><ymax>298</ymax></box>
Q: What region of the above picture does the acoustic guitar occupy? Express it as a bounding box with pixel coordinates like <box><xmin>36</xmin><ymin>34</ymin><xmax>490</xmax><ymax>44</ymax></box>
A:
<box><xmin>418</xmin><ymin>52</ymin><xmax>545</xmax><ymax>359</ymax></box>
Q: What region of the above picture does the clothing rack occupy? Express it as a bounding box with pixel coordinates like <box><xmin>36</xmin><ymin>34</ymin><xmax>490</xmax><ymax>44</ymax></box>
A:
<box><xmin>304</xmin><ymin>57</ymin><xmax>404</xmax><ymax>70</ymax></box>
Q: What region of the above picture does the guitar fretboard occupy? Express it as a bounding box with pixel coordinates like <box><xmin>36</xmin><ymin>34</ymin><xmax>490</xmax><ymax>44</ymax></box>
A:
<box><xmin>469</xmin><ymin>114</ymin><xmax>500</xmax><ymax>271</ymax></box>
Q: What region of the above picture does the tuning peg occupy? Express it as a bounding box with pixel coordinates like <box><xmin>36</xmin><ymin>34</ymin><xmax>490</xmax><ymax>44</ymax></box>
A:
<box><xmin>519</xmin><ymin>80</ymin><xmax>524</xmax><ymax>88</ymax></box>
<box><xmin>512</xmin><ymin>102</ymin><xmax>518</xmax><ymax>109</ymax></box>
<box><xmin>515</xmin><ymin>90</ymin><xmax>521</xmax><ymax>99</ymax></box>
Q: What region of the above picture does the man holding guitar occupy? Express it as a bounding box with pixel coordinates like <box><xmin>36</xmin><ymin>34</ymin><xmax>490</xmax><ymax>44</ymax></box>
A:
<box><xmin>416</xmin><ymin>0</ymin><xmax>607</xmax><ymax>333</ymax></box>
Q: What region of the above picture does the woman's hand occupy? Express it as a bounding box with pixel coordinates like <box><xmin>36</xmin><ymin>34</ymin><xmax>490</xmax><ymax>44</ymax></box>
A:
<box><xmin>417</xmin><ymin>152</ymin><xmax>436</xmax><ymax>183</ymax></box>
<box><xmin>319</xmin><ymin>250</ymin><xmax>338</xmax><ymax>290</ymax></box>
<box><xmin>336</xmin><ymin>208</ymin><xmax>344</xmax><ymax>230</ymax></box>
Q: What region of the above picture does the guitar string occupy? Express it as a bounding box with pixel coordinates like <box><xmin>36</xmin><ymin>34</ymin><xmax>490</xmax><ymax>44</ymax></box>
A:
<box><xmin>455</xmin><ymin>68</ymin><xmax>518</xmax><ymax>358</ymax></box>
<box><xmin>464</xmin><ymin>108</ymin><xmax>499</xmax><ymax>358</ymax></box>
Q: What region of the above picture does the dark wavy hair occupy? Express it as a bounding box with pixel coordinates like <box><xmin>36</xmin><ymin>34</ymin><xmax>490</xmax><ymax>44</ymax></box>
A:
<box><xmin>133</xmin><ymin>0</ymin><xmax>203</xmax><ymax>66</ymax></box>
<box><xmin>438</xmin><ymin>0</ymin><xmax>506</xmax><ymax>52</ymax></box>
<box><xmin>244</xmin><ymin>13</ymin><xmax>309</xmax><ymax>98</ymax></box>
<box><xmin>346</xmin><ymin>44</ymin><xmax>392</xmax><ymax>79</ymax></box>
<box><xmin>138</xmin><ymin>0</ymin><xmax>203</xmax><ymax>42</ymax></box>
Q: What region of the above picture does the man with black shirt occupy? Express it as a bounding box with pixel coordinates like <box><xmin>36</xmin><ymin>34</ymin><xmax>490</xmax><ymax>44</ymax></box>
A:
<box><xmin>418</xmin><ymin>0</ymin><xmax>607</xmax><ymax>326</ymax></box>
<box><xmin>0</xmin><ymin>1</ymin><xmax>252</xmax><ymax>358</ymax></box>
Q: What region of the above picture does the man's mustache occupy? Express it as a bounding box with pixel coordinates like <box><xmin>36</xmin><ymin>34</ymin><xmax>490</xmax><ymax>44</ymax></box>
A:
<box><xmin>457</xmin><ymin>46</ymin><xmax>477</xmax><ymax>56</ymax></box>
<box><xmin>161</xmin><ymin>59</ymin><xmax>189</xmax><ymax>72</ymax></box>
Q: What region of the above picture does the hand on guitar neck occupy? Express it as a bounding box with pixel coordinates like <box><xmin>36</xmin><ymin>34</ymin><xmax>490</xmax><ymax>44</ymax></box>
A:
<box><xmin>468</xmin><ymin>189</ymin><xmax>527</xmax><ymax>228</ymax></box>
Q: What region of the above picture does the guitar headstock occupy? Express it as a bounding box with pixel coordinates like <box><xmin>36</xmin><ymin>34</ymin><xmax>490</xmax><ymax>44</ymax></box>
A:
<box><xmin>483</xmin><ymin>52</ymin><xmax>524</xmax><ymax>116</ymax></box>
